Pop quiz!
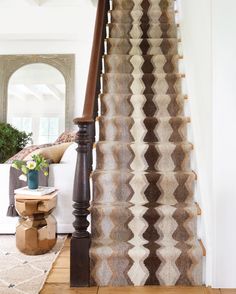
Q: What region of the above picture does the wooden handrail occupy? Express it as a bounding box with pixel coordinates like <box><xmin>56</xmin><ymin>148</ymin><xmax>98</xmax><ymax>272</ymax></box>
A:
<box><xmin>71</xmin><ymin>0</ymin><xmax>110</xmax><ymax>288</ymax></box>
<box><xmin>74</xmin><ymin>0</ymin><xmax>109</xmax><ymax>124</ymax></box>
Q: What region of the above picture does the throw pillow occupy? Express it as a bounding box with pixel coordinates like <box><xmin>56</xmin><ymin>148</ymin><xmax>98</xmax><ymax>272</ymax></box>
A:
<box><xmin>24</xmin><ymin>142</ymin><xmax>72</xmax><ymax>163</ymax></box>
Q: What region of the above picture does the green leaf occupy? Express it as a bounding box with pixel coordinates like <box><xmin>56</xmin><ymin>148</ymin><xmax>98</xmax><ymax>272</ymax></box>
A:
<box><xmin>0</xmin><ymin>123</ymin><xmax>32</xmax><ymax>163</ymax></box>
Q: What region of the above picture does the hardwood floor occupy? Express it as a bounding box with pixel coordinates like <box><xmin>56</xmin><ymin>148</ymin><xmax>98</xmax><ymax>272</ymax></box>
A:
<box><xmin>40</xmin><ymin>237</ymin><xmax>226</xmax><ymax>294</ymax></box>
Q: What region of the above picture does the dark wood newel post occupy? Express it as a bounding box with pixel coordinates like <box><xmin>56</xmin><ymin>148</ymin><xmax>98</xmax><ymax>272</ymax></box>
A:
<box><xmin>70</xmin><ymin>0</ymin><xmax>110</xmax><ymax>288</ymax></box>
<box><xmin>87</xmin><ymin>123</ymin><xmax>95</xmax><ymax>173</ymax></box>
<box><xmin>70</xmin><ymin>120</ymin><xmax>93</xmax><ymax>287</ymax></box>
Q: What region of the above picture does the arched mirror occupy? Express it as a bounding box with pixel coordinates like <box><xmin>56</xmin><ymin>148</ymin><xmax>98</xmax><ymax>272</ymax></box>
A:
<box><xmin>0</xmin><ymin>54</ymin><xmax>75</xmax><ymax>139</ymax></box>
<box><xmin>7</xmin><ymin>63</ymin><xmax>66</xmax><ymax>145</ymax></box>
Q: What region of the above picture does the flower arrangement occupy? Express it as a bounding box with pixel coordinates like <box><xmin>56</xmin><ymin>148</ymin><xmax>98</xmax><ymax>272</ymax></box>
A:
<box><xmin>12</xmin><ymin>154</ymin><xmax>49</xmax><ymax>189</ymax></box>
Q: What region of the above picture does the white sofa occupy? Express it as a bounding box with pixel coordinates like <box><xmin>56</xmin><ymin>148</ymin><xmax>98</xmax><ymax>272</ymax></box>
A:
<box><xmin>0</xmin><ymin>143</ymin><xmax>78</xmax><ymax>234</ymax></box>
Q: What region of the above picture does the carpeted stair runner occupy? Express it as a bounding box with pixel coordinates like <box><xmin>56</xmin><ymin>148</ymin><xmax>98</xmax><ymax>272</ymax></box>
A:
<box><xmin>90</xmin><ymin>0</ymin><xmax>203</xmax><ymax>286</ymax></box>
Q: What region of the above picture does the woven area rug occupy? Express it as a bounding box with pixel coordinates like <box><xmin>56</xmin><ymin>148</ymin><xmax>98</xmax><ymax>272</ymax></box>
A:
<box><xmin>0</xmin><ymin>235</ymin><xmax>66</xmax><ymax>294</ymax></box>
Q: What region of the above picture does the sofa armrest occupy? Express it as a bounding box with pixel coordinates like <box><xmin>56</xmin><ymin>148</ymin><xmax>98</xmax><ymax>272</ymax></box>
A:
<box><xmin>48</xmin><ymin>162</ymin><xmax>76</xmax><ymax>232</ymax></box>
<box><xmin>0</xmin><ymin>164</ymin><xmax>11</xmax><ymax>198</ymax></box>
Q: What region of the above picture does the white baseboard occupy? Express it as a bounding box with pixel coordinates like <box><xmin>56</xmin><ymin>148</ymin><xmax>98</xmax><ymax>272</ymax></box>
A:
<box><xmin>57</xmin><ymin>224</ymin><xmax>74</xmax><ymax>234</ymax></box>
<box><xmin>0</xmin><ymin>224</ymin><xmax>16</xmax><ymax>234</ymax></box>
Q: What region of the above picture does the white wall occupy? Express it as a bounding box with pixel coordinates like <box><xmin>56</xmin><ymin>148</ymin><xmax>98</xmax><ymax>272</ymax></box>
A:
<box><xmin>0</xmin><ymin>0</ymin><xmax>97</xmax><ymax>234</ymax></box>
<box><xmin>212</xmin><ymin>0</ymin><xmax>236</xmax><ymax>288</ymax></box>
<box><xmin>0</xmin><ymin>0</ymin><xmax>97</xmax><ymax>119</ymax></box>
<box><xmin>2</xmin><ymin>0</ymin><xmax>236</xmax><ymax>288</ymax></box>
<box><xmin>180</xmin><ymin>0</ymin><xmax>236</xmax><ymax>288</ymax></box>
<box><xmin>178</xmin><ymin>0</ymin><xmax>213</xmax><ymax>286</ymax></box>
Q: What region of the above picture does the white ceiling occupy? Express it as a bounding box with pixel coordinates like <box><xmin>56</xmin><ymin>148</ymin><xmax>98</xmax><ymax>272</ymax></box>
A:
<box><xmin>8</xmin><ymin>63</ymin><xmax>65</xmax><ymax>102</ymax></box>
<box><xmin>0</xmin><ymin>0</ymin><xmax>97</xmax><ymax>7</ymax></box>
<box><xmin>0</xmin><ymin>0</ymin><xmax>97</xmax><ymax>41</ymax></box>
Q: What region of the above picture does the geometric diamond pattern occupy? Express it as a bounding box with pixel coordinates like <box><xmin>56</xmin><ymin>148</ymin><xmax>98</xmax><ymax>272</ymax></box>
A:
<box><xmin>0</xmin><ymin>236</ymin><xmax>65</xmax><ymax>294</ymax></box>
<box><xmin>90</xmin><ymin>0</ymin><xmax>203</xmax><ymax>286</ymax></box>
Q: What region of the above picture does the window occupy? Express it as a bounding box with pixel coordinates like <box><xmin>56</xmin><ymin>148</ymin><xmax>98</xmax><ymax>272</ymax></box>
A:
<box><xmin>10</xmin><ymin>117</ymin><xmax>32</xmax><ymax>134</ymax></box>
<box><xmin>39</xmin><ymin>117</ymin><xmax>59</xmax><ymax>144</ymax></box>
<box><xmin>7</xmin><ymin>63</ymin><xmax>66</xmax><ymax>145</ymax></box>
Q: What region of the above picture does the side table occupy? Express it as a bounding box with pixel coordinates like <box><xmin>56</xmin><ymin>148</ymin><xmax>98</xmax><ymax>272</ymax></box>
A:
<box><xmin>15</xmin><ymin>191</ymin><xmax>57</xmax><ymax>255</ymax></box>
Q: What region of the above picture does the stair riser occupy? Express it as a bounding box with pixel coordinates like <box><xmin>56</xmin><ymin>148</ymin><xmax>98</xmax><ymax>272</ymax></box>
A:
<box><xmin>112</xmin><ymin>0</ymin><xmax>174</xmax><ymax>11</ymax></box>
<box><xmin>107</xmin><ymin>38</ymin><xmax>178</xmax><ymax>55</ymax></box>
<box><xmin>108</xmin><ymin>23</ymin><xmax>177</xmax><ymax>39</ymax></box>
<box><xmin>92</xmin><ymin>171</ymin><xmax>196</xmax><ymax>205</ymax></box>
<box><xmin>102</xmin><ymin>74</ymin><xmax>182</xmax><ymax>95</ymax></box>
<box><xmin>91</xmin><ymin>204</ymin><xmax>198</xmax><ymax>244</ymax></box>
<box><xmin>96</xmin><ymin>142</ymin><xmax>192</xmax><ymax>172</ymax></box>
<box><xmin>104</xmin><ymin>55</ymin><xmax>179</xmax><ymax>74</ymax></box>
<box><xmin>98</xmin><ymin>117</ymin><xmax>189</xmax><ymax>143</ymax></box>
<box><xmin>109</xmin><ymin>10</ymin><xmax>175</xmax><ymax>24</ymax></box>
<box><xmin>90</xmin><ymin>243</ymin><xmax>203</xmax><ymax>286</ymax></box>
<box><xmin>100</xmin><ymin>94</ymin><xmax>185</xmax><ymax>117</ymax></box>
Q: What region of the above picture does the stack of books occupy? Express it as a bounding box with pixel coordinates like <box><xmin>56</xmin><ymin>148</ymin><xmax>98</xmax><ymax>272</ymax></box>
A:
<box><xmin>14</xmin><ymin>186</ymin><xmax>57</xmax><ymax>200</ymax></box>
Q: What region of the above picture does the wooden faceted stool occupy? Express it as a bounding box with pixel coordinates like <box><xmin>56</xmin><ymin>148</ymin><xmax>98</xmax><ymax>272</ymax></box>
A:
<box><xmin>15</xmin><ymin>191</ymin><xmax>57</xmax><ymax>255</ymax></box>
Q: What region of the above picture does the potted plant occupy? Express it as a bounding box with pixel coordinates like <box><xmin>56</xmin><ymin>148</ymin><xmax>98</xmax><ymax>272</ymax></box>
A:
<box><xmin>0</xmin><ymin>122</ymin><xmax>32</xmax><ymax>163</ymax></box>
<box><xmin>12</xmin><ymin>154</ymin><xmax>49</xmax><ymax>189</ymax></box>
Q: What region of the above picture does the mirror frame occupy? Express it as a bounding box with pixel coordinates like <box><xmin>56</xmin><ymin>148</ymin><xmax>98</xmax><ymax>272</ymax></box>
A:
<box><xmin>0</xmin><ymin>54</ymin><xmax>75</xmax><ymax>131</ymax></box>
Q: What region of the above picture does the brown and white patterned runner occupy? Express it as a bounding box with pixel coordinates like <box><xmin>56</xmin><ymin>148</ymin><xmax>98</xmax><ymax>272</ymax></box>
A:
<box><xmin>90</xmin><ymin>0</ymin><xmax>203</xmax><ymax>286</ymax></box>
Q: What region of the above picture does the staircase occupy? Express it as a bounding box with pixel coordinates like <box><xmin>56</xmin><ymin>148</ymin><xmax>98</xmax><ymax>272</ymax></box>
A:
<box><xmin>70</xmin><ymin>0</ymin><xmax>203</xmax><ymax>288</ymax></box>
<box><xmin>90</xmin><ymin>0</ymin><xmax>203</xmax><ymax>286</ymax></box>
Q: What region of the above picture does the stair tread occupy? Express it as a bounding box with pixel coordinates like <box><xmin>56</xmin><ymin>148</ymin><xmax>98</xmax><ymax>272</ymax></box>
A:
<box><xmin>99</xmin><ymin>93</ymin><xmax>185</xmax><ymax>98</ymax></box>
<box><xmin>98</xmin><ymin>115</ymin><xmax>189</xmax><ymax>120</ymax></box>
<box><xmin>103</xmin><ymin>72</ymin><xmax>183</xmax><ymax>76</ymax></box>
<box><xmin>198</xmin><ymin>239</ymin><xmax>206</xmax><ymax>256</ymax></box>
<box><xmin>107</xmin><ymin>37</ymin><xmax>179</xmax><ymax>41</ymax></box>
<box><xmin>195</xmin><ymin>202</ymin><xmax>202</xmax><ymax>215</ymax></box>
<box><xmin>104</xmin><ymin>53</ymin><xmax>180</xmax><ymax>57</ymax></box>
<box><xmin>93</xmin><ymin>169</ymin><xmax>196</xmax><ymax>175</ymax></box>
<box><xmin>92</xmin><ymin>202</ymin><xmax>200</xmax><ymax>211</ymax></box>
<box><xmin>97</xmin><ymin>140</ymin><xmax>193</xmax><ymax>146</ymax></box>
<box><xmin>91</xmin><ymin>240</ymin><xmax>202</xmax><ymax>248</ymax></box>
<box><xmin>108</xmin><ymin>23</ymin><xmax>177</xmax><ymax>28</ymax></box>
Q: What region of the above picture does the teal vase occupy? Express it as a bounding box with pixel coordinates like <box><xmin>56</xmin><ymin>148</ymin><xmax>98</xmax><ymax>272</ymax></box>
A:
<box><xmin>28</xmin><ymin>170</ymin><xmax>39</xmax><ymax>189</ymax></box>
